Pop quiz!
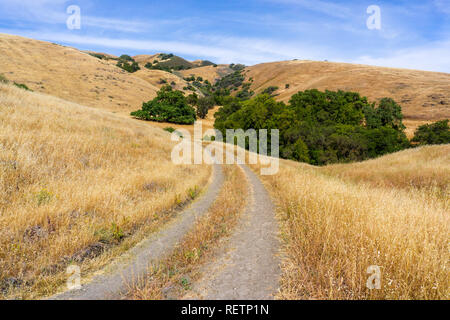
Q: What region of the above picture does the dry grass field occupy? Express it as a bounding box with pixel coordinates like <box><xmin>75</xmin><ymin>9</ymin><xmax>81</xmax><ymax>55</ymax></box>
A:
<box><xmin>132</xmin><ymin>68</ymin><xmax>198</xmax><ymax>95</ymax></box>
<box><xmin>248</xmin><ymin>145</ymin><xmax>449</xmax><ymax>300</ymax></box>
<box><xmin>131</xmin><ymin>165</ymin><xmax>248</xmax><ymax>300</ymax></box>
<box><xmin>0</xmin><ymin>33</ymin><xmax>161</xmax><ymax>113</ymax></box>
<box><xmin>244</xmin><ymin>60</ymin><xmax>450</xmax><ymax>123</ymax></box>
<box><xmin>0</xmin><ymin>83</ymin><xmax>211</xmax><ymax>299</ymax></box>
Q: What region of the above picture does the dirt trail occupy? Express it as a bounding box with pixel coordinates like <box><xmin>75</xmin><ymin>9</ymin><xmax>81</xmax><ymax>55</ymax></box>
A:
<box><xmin>185</xmin><ymin>164</ymin><xmax>281</xmax><ymax>300</ymax></box>
<box><xmin>50</xmin><ymin>163</ymin><xmax>224</xmax><ymax>300</ymax></box>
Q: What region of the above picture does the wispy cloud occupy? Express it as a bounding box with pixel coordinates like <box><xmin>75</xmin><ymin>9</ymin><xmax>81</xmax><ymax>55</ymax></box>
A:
<box><xmin>0</xmin><ymin>0</ymin><xmax>448</xmax><ymax>72</ymax></box>
<box><xmin>354</xmin><ymin>40</ymin><xmax>450</xmax><ymax>73</ymax></box>
<box><xmin>262</xmin><ymin>0</ymin><xmax>353</xmax><ymax>19</ymax></box>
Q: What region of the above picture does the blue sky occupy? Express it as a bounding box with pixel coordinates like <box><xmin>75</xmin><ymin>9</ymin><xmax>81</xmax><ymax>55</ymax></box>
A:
<box><xmin>0</xmin><ymin>0</ymin><xmax>449</xmax><ymax>72</ymax></box>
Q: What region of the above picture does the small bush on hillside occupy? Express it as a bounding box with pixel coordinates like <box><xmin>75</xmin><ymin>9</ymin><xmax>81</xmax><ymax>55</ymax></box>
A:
<box><xmin>262</xmin><ymin>86</ymin><xmax>279</xmax><ymax>96</ymax></box>
<box><xmin>196</xmin><ymin>96</ymin><xmax>215</xmax><ymax>119</ymax></box>
<box><xmin>117</xmin><ymin>55</ymin><xmax>140</xmax><ymax>73</ymax></box>
<box><xmin>412</xmin><ymin>120</ymin><xmax>450</xmax><ymax>145</ymax></box>
<box><xmin>186</xmin><ymin>93</ymin><xmax>199</xmax><ymax>106</ymax></box>
<box><xmin>0</xmin><ymin>74</ymin><xmax>8</xmax><ymax>83</ymax></box>
<box><xmin>131</xmin><ymin>85</ymin><xmax>196</xmax><ymax>124</ymax></box>
<box><xmin>119</xmin><ymin>54</ymin><xmax>134</xmax><ymax>61</ymax></box>
<box><xmin>13</xmin><ymin>83</ymin><xmax>32</xmax><ymax>91</ymax></box>
<box><xmin>158</xmin><ymin>53</ymin><xmax>174</xmax><ymax>60</ymax></box>
<box><xmin>164</xmin><ymin>127</ymin><xmax>176</xmax><ymax>133</ymax></box>
<box><xmin>89</xmin><ymin>53</ymin><xmax>107</xmax><ymax>60</ymax></box>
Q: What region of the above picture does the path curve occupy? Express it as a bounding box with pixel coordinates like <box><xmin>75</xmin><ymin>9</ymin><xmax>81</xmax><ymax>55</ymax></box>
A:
<box><xmin>50</xmin><ymin>163</ymin><xmax>224</xmax><ymax>300</ymax></box>
<box><xmin>186</xmin><ymin>164</ymin><xmax>281</xmax><ymax>300</ymax></box>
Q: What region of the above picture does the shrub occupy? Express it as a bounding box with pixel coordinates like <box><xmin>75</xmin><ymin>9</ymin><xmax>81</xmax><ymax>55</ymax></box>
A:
<box><xmin>89</xmin><ymin>53</ymin><xmax>107</xmax><ymax>60</ymax></box>
<box><xmin>0</xmin><ymin>74</ymin><xmax>8</xmax><ymax>83</ymax></box>
<box><xmin>131</xmin><ymin>85</ymin><xmax>196</xmax><ymax>124</ymax></box>
<box><xmin>186</xmin><ymin>93</ymin><xmax>198</xmax><ymax>106</ymax></box>
<box><xmin>13</xmin><ymin>83</ymin><xmax>32</xmax><ymax>91</ymax></box>
<box><xmin>164</xmin><ymin>127</ymin><xmax>176</xmax><ymax>133</ymax></box>
<box><xmin>119</xmin><ymin>54</ymin><xmax>134</xmax><ymax>61</ymax></box>
<box><xmin>262</xmin><ymin>86</ymin><xmax>279</xmax><ymax>96</ymax></box>
<box><xmin>116</xmin><ymin>55</ymin><xmax>140</xmax><ymax>73</ymax></box>
<box><xmin>196</xmin><ymin>96</ymin><xmax>215</xmax><ymax>119</ymax></box>
<box><xmin>412</xmin><ymin>120</ymin><xmax>450</xmax><ymax>145</ymax></box>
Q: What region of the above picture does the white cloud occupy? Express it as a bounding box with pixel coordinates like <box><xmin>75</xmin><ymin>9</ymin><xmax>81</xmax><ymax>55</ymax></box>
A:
<box><xmin>353</xmin><ymin>41</ymin><xmax>450</xmax><ymax>73</ymax></box>
<box><xmin>0</xmin><ymin>29</ymin><xmax>327</xmax><ymax>65</ymax></box>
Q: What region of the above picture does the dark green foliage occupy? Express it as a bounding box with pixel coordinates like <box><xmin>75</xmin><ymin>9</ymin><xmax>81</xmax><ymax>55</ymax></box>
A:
<box><xmin>229</xmin><ymin>63</ymin><xmax>245</xmax><ymax>71</ymax></box>
<box><xmin>0</xmin><ymin>74</ymin><xmax>32</xmax><ymax>91</ymax></box>
<box><xmin>116</xmin><ymin>55</ymin><xmax>140</xmax><ymax>73</ymax></box>
<box><xmin>214</xmin><ymin>89</ymin><xmax>411</xmax><ymax>166</ymax></box>
<box><xmin>236</xmin><ymin>83</ymin><xmax>254</xmax><ymax>100</ymax></box>
<box><xmin>196</xmin><ymin>60</ymin><xmax>215</xmax><ymax>67</ymax></box>
<box><xmin>196</xmin><ymin>96</ymin><xmax>215</xmax><ymax>119</ymax></box>
<box><xmin>89</xmin><ymin>53</ymin><xmax>107</xmax><ymax>60</ymax></box>
<box><xmin>214</xmin><ymin>70</ymin><xmax>245</xmax><ymax>91</ymax></box>
<box><xmin>285</xmin><ymin>84</ymin><xmax>290</xmax><ymax>89</ymax></box>
<box><xmin>131</xmin><ymin>85</ymin><xmax>196</xmax><ymax>124</ymax></box>
<box><xmin>158</xmin><ymin>53</ymin><xmax>174</xmax><ymax>60</ymax></box>
<box><xmin>186</xmin><ymin>93</ymin><xmax>199</xmax><ymax>106</ymax></box>
<box><xmin>164</xmin><ymin>127</ymin><xmax>176</xmax><ymax>133</ymax></box>
<box><xmin>412</xmin><ymin>120</ymin><xmax>450</xmax><ymax>145</ymax></box>
<box><xmin>262</xmin><ymin>86</ymin><xmax>279</xmax><ymax>96</ymax></box>
<box><xmin>119</xmin><ymin>54</ymin><xmax>134</xmax><ymax>61</ymax></box>
<box><xmin>13</xmin><ymin>83</ymin><xmax>32</xmax><ymax>91</ymax></box>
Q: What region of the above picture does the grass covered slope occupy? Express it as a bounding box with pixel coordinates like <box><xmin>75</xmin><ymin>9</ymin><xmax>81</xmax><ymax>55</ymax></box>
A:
<box><xmin>244</xmin><ymin>60</ymin><xmax>450</xmax><ymax>122</ymax></box>
<box><xmin>250</xmin><ymin>146</ymin><xmax>449</xmax><ymax>300</ymax></box>
<box><xmin>322</xmin><ymin>145</ymin><xmax>449</xmax><ymax>192</ymax></box>
<box><xmin>0</xmin><ymin>83</ymin><xmax>211</xmax><ymax>298</ymax></box>
<box><xmin>0</xmin><ymin>34</ymin><xmax>159</xmax><ymax>113</ymax></box>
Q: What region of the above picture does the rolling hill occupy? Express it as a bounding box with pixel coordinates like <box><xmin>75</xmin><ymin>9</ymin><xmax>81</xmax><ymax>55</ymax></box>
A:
<box><xmin>179</xmin><ymin>64</ymin><xmax>234</xmax><ymax>83</ymax></box>
<box><xmin>242</xmin><ymin>60</ymin><xmax>450</xmax><ymax>122</ymax></box>
<box><xmin>0</xmin><ymin>34</ymin><xmax>160</xmax><ymax>113</ymax></box>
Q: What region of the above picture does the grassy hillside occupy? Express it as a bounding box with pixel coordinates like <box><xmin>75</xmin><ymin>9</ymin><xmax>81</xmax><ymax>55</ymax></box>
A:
<box><xmin>0</xmin><ymin>83</ymin><xmax>211</xmax><ymax>299</ymax></box>
<box><xmin>179</xmin><ymin>65</ymin><xmax>234</xmax><ymax>83</ymax></box>
<box><xmin>244</xmin><ymin>60</ymin><xmax>450</xmax><ymax>123</ymax></box>
<box><xmin>249</xmin><ymin>145</ymin><xmax>449</xmax><ymax>299</ymax></box>
<box><xmin>133</xmin><ymin>68</ymin><xmax>199</xmax><ymax>95</ymax></box>
<box><xmin>0</xmin><ymin>34</ymin><xmax>161</xmax><ymax>113</ymax></box>
<box><xmin>321</xmin><ymin>145</ymin><xmax>449</xmax><ymax>192</ymax></box>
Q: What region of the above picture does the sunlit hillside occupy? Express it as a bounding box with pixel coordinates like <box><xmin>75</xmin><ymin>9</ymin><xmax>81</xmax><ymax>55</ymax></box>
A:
<box><xmin>244</xmin><ymin>60</ymin><xmax>450</xmax><ymax>125</ymax></box>
<box><xmin>0</xmin><ymin>34</ymin><xmax>161</xmax><ymax>113</ymax></box>
<box><xmin>0</xmin><ymin>83</ymin><xmax>211</xmax><ymax>299</ymax></box>
<box><xmin>249</xmin><ymin>145</ymin><xmax>449</xmax><ymax>300</ymax></box>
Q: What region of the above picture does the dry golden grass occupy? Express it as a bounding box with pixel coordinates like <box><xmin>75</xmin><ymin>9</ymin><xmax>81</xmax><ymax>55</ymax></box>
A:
<box><xmin>244</xmin><ymin>60</ymin><xmax>450</xmax><ymax>122</ymax></box>
<box><xmin>321</xmin><ymin>145</ymin><xmax>450</xmax><ymax>198</ymax></box>
<box><xmin>179</xmin><ymin>65</ymin><xmax>233</xmax><ymax>84</ymax></box>
<box><xmin>133</xmin><ymin>68</ymin><xmax>198</xmax><ymax>96</ymax></box>
<box><xmin>0</xmin><ymin>33</ymin><xmax>159</xmax><ymax>113</ymax></box>
<box><xmin>249</xmin><ymin>146</ymin><xmax>449</xmax><ymax>300</ymax></box>
<box><xmin>0</xmin><ymin>83</ymin><xmax>211</xmax><ymax>299</ymax></box>
<box><xmin>130</xmin><ymin>165</ymin><xmax>248</xmax><ymax>300</ymax></box>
